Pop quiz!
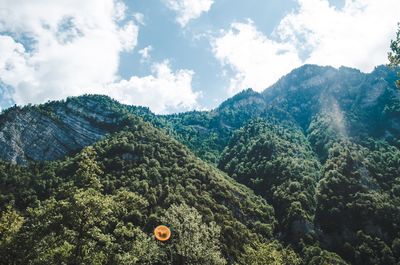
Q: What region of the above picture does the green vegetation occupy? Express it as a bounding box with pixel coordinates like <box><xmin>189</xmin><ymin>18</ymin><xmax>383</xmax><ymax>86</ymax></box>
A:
<box><xmin>238</xmin><ymin>241</ymin><xmax>302</xmax><ymax>265</ymax></box>
<box><xmin>388</xmin><ymin>23</ymin><xmax>400</xmax><ymax>87</ymax></box>
<box><xmin>0</xmin><ymin>116</ymin><xmax>279</xmax><ymax>264</ymax></box>
<box><xmin>0</xmin><ymin>64</ymin><xmax>400</xmax><ymax>264</ymax></box>
<box><xmin>159</xmin><ymin>89</ymin><xmax>268</xmax><ymax>164</ymax></box>
<box><xmin>315</xmin><ymin>140</ymin><xmax>400</xmax><ymax>265</ymax></box>
<box><xmin>162</xmin><ymin>203</ymin><xmax>226</xmax><ymax>265</ymax></box>
<box><xmin>219</xmin><ymin>118</ymin><xmax>320</xmax><ymax>245</ymax></box>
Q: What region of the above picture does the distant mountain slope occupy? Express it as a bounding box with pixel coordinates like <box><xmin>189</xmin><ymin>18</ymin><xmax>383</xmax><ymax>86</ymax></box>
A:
<box><xmin>162</xmin><ymin>65</ymin><xmax>400</xmax><ymax>163</ymax></box>
<box><xmin>263</xmin><ymin>65</ymin><xmax>400</xmax><ymax>143</ymax></box>
<box><xmin>160</xmin><ymin>89</ymin><xmax>268</xmax><ymax>163</ymax></box>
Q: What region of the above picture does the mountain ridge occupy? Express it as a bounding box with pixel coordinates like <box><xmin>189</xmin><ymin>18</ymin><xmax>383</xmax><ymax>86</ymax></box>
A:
<box><xmin>1</xmin><ymin>64</ymin><xmax>400</xmax><ymax>264</ymax></box>
<box><xmin>2</xmin><ymin>64</ymin><xmax>397</xmax><ymax>165</ymax></box>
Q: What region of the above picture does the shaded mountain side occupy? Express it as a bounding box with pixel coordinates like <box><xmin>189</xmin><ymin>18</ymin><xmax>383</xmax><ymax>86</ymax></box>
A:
<box><xmin>217</xmin><ymin>116</ymin><xmax>400</xmax><ymax>264</ymax></box>
<box><xmin>314</xmin><ymin>140</ymin><xmax>400</xmax><ymax>265</ymax></box>
<box><xmin>218</xmin><ymin>118</ymin><xmax>321</xmax><ymax>245</ymax></box>
<box><xmin>161</xmin><ymin>65</ymin><xmax>400</xmax><ymax>163</ymax></box>
<box><xmin>0</xmin><ymin>88</ymin><xmax>268</xmax><ymax>165</ymax></box>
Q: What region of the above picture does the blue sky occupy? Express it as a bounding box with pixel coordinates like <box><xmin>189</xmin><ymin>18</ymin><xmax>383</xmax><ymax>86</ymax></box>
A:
<box><xmin>120</xmin><ymin>0</ymin><xmax>300</xmax><ymax>109</ymax></box>
<box><xmin>0</xmin><ymin>0</ymin><xmax>398</xmax><ymax>113</ymax></box>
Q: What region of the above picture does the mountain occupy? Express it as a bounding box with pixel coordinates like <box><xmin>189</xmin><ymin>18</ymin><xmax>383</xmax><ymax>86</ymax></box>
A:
<box><xmin>0</xmin><ymin>96</ymin><xmax>132</xmax><ymax>164</ymax></box>
<box><xmin>152</xmin><ymin>65</ymin><xmax>400</xmax><ymax>165</ymax></box>
<box><xmin>165</xmin><ymin>65</ymin><xmax>400</xmax><ymax>163</ymax></box>
<box><xmin>2</xmin><ymin>65</ymin><xmax>398</xmax><ymax>165</ymax></box>
<box><xmin>263</xmin><ymin>65</ymin><xmax>400</xmax><ymax>142</ymax></box>
<box><xmin>219</xmin><ymin>117</ymin><xmax>321</xmax><ymax>244</ymax></box>
<box><xmin>0</xmin><ymin>64</ymin><xmax>399</xmax><ymax>264</ymax></box>
<box><xmin>0</xmin><ymin>114</ymin><xmax>279</xmax><ymax>264</ymax></box>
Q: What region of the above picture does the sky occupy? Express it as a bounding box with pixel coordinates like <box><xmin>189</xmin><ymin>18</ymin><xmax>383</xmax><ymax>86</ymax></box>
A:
<box><xmin>0</xmin><ymin>0</ymin><xmax>399</xmax><ymax>114</ymax></box>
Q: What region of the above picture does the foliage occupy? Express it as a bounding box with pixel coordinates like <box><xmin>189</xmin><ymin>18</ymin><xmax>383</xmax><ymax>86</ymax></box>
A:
<box><xmin>219</xmin><ymin>118</ymin><xmax>320</xmax><ymax>244</ymax></box>
<box><xmin>388</xmin><ymin>22</ymin><xmax>400</xmax><ymax>87</ymax></box>
<box><xmin>315</xmin><ymin>141</ymin><xmax>400</xmax><ymax>264</ymax></box>
<box><xmin>162</xmin><ymin>203</ymin><xmax>226</xmax><ymax>265</ymax></box>
<box><xmin>0</xmin><ymin>117</ymin><xmax>276</xmax><ymax>264</ymax></box>
<box><xmin>0</xmin><ymin>204</ymin><xmax>24</xmax><ymax>262</ymax></box>
<box><xmin>0</xmin><ymin>63</ymin><xmax>400</xmax><ymax>264</ymax></box>
<box><xmin>303</xmin><ymin>245</ymin><xmax>349</xmax><ymax>265</ymax></box>
<box><xmin>238</xmin><ymin>241</ymin><xmax>301</xmax><ymax>265</ymax></box>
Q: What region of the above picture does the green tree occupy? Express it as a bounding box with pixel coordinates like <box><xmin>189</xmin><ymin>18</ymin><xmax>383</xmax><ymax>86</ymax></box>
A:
<box><xmin>238</xmin><ymin>241</ymin><xmax>301</xmax><ymax>265</ymax></box>
<box><xmin>354</xmin><ymin>231</ymin><xmax>395</xmax><ymax>265</ymax></box>
<box><xmin>388</xmin><ymin>22</ymin><xmax>400</xmax><ymax>87</ymax></box>
<box><xmin>0</xmin><ymin>204</ymin><xmax>24</xmax><ymax>264</ymax></box>
<box><xmin>304</xmin><ymin>245</ymin><xmax>349</xmax><ymax>265</ymax></box>
<box><xmin>73</xmin><ymin>146</ymin><xmax>103</xmax><ymax>190</ymax></box>
<box><xmin>111</xmin><ymin>224</ymin><xmax>163</xmax><ymax>265</ymax></box>
<box><xmin>162</xmin><ymin>203</ymin><xmax>226</xmax><ymax>265</ymax></box>
<box><xmin>22</xmin><ymin>188</ymin><xmax>163</xmax><ymax>265</ymax></box>
<box><xmin>25</xmin><ymin>188</ymin><xmax>114</xmax><ymax>264</ymax></box>
<box><xmin>219</xmin><ymin>118</ymin><xmax>319</xmax><ymax>244</ymax></box>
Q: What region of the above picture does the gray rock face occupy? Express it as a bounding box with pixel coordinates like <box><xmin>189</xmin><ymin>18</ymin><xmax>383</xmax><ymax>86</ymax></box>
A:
<box><xmin>0</xmin><ymin>96</ymin><xmax>127</xmax><ymax>164</ymax></box>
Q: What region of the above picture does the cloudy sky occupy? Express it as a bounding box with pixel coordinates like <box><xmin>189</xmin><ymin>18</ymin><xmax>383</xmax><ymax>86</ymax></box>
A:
<box><xmin>0</xmin><ymin>0</ymin><xmax>399</xmax><ymax>113</ymax></box>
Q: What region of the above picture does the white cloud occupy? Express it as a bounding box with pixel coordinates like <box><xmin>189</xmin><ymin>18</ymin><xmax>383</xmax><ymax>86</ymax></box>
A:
<box><xmin>212</xmin><ymin>21</ymin><xmax>302</xmax><ymax>94</ymax></box>
<box><xmin>213</xmin><ymin>0</ymin><xmax>400</xmax><ymax>94</ymax></box>
<box><xmin>0</xmin><ymin>36</ymin><xmax>36</xmax><ymax>89</ymax></box>
<box><xmin>163</xmin><ymin>0</ymin><xmax>214</xmax><ymax>27</ymax></box>
<box><xmin>138</xmin><ymin>45</ymin><xmax>153</xmax><ymax>61</ymax></box>
<box><xmin>277</xmin><ymin>0</ymin><xmax>400</xmax><ymax>71</ymax></box>
<box><xmin>109</xmin><ymin>61</ymin><xmax>200</xmax><ymax>114</ymax></box>
<box><xmin>0</xmin><ymin>0</ymin><xmax>200</xmax><ymax>114</ymax></box>
<box><xmin>133</xmin><ymin>12</ymin><xmax>145</xmax><ymax>25</ymax></box>
<box><xmin>0</xmin><ymin>0</ymin><xmax>138</xmax><ymax>105</ymax></box>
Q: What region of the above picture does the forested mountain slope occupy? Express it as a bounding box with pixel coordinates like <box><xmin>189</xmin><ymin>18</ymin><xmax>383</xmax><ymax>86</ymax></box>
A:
<box><xmin>1</xmin><ymin>65</ymin><xmax>398</xmax><ymax>165</ymax></box>
<box><xmin>0</xmin><ymin>64</ymin><xmax>399</xmax><ymax>264</ymax></box>
<box><xmin>0</xmin><ymin>115</ymin><xmax>284</xmax><ymax>264</ymax></box>
<box><xmin>162</xmin><ymin>65</ymin><xmax>400</xmax><ymax>163</ymax></box>
<box><xmin>219</xmin><ymin>117</ymin><xmax>400</xmax><ymax>264</ymax></box>
<box><xmin>264</xmin><ymin>65</ymin><xmax>400</xmax><ymax>144</ymax></box>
